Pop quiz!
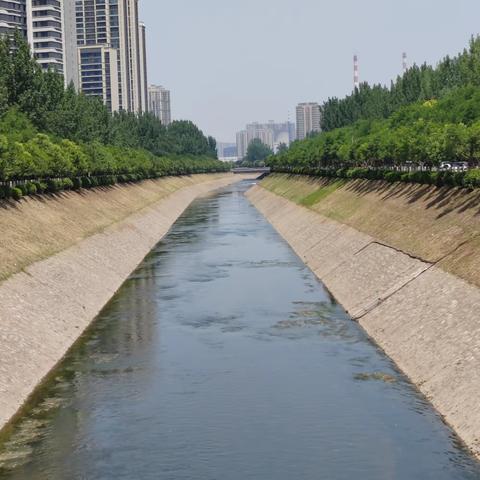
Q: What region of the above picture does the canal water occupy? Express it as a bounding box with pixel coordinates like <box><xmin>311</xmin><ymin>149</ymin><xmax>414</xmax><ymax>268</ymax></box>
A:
<box><xmin>0</xmin><ymin>180</ymin><xmax>479</xmax><ymax>480</ymax></box>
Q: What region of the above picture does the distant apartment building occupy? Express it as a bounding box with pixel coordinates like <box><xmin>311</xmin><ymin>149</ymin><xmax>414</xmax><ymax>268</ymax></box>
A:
<box><xmin>236</xmin><ymin>130</ymin><xmax>248</xmax><ymax>160</ymax></box>
<box><xmin>148</xmin><ymin>85</ymin><xmax>171</xmax><ymax>125</ymax></box>
<box><xmin>0</xmin><ymin>0</ymin><xmax>27</xmax><ymax>37</ymax></box>
<box><xmin>236</xmin><ymin>120</ymin><xmax>296</xmax><ymax>159</ymax></box>
<box><xmin>75</xmin><ymin>0</ymin><xmax>147</xmax><ymax>112</ymax></box>
<box><xmin>246</xmin><ymin>122</ymin><xmax>274</xmax><ymax>150</ymax></box>
<box><xmin>296</xmin><ymin>102</ymin><xmax>321</xmax><ymax>140</ymax></box>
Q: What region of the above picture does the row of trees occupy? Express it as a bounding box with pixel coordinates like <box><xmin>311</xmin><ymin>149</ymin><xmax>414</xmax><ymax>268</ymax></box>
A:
<box><xmin>0</xmin><ymin>33</ymin><xmax>217</xmax><ymax>159</ymax></box>
<box><xmin>0</xmin><ymin>114</ymin><xmax>228</xmax><ymax>181</ymax></box>
<box><xmin>321</xmin><ymin>36</ymin><xmax>480</xmax><ymax>131</ymax></box>
<box><xmin>268</xmin><ymin>86</ymin><xmax>480</xmax><ymax>171</ymax></box>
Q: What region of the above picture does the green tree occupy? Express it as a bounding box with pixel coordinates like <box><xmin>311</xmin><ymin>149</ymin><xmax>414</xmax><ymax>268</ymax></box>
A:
<box><xmin>245</xmin><ymin>139</ymin><xmax>274</xmax><ymax>164</ymax></box>
<box><xmin>277</xmin><ymin>143</ymin><xmax>288</xmax><ymax>154</ymax></box>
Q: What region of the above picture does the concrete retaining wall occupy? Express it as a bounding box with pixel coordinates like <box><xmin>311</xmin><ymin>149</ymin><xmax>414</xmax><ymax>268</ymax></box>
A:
<box><xmin>0</xmin><ymin>174</ymin><xmax>245</xmax><ymax>433</ymax></box>
<box><xmin>247</xmin><ymin>184</ymin><xmax>480</xmax><ymax>458</ymax></box>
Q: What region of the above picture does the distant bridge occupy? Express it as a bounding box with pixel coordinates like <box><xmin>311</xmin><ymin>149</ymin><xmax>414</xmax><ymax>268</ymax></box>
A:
<box><xmin>232</xmin><ymin>167</ymin><xmax>271</xmax><ymax>175</ymax></box>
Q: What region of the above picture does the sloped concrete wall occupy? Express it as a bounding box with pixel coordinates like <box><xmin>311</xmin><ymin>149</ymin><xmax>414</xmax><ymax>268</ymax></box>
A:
<box><xmin>0</xmin><ymin>174</ymin><xmax>245</xmax><ymax>433</ymax></box>
<box><xmin>247</xmin><ymin>184</ymin><xmax>480</xmax><ymax>458</ymax></box>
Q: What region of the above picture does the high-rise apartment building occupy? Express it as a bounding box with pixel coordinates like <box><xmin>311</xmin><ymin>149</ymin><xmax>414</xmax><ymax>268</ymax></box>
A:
<box><xmin>75</xmin><ymin>0</ymin><xmax>147</xmax><ymax>112</ymax></box>
<box><xmin>148</xmin><ymin>84</ymin><xmax>171</xmax><ymax>125</ymax></box>
<box><xmin>296</xmin><ymin>102</ymin><xmax>321</xmax><ymax>140</ymax></box>
<box><xmin>125</xmin><ymin>0</ymin><xmax>141</xmax><ymax>112</ymax></box>
<box><xmin>62</xmin><ymin>0</ymin><xmax>79</xmax><ymax>87</ymax></box>
<box><xmin>1</xmin><ymin>0</ymin><xmax>148</xmax><ymax>112</ymax></box>
<box><xmin>0</xmin><ymin>0</ymin><xmax>27</xmax><ymax>36</ymax></box>
<box><xmin>78</xmin><ymin>45</ymin><xmax>119</xmax><ymax>110</ymax></box>
<box><xmin>138</xmin><ymin>21</ymin><xmax>147</xmax><ymax>112</ymax></box>
<box><xmin>27</xmin><ymin>0</ymin><xmax>64</xmax><ymax>73</ymax></box>
<box><xmin>1</xmin><ymin>1</ymin><xmax>78</xmax><ymax>86</ymax></box>
<box><xmin>75</xmin><ymin>0</ymin><xmax>120</xmax><ymax>109</ymax></box>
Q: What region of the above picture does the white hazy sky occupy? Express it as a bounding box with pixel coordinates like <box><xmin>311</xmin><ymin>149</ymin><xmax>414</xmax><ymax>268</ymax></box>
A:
<box><xmin>140</xmin><ymin>0</ymin><xmax>480</xmax><ymax>142</ymax></box>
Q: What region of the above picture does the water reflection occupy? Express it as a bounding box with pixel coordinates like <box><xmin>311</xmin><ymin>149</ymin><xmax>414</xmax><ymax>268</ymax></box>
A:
<box><xmin>0</xmin><ymin>180</ymin><xmax>480</xmax><ymax>480</ymax></box>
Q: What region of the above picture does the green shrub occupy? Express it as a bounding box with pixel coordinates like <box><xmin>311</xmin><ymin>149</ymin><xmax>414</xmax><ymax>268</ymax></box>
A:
<box><xmin>81</xmin><ymin>177</ymin><xmax>92</xmax><ymax>188</ymax></box>
<box><xmin>62</xmin><ymin>178</ymin><xmax>74</xmax><ymax>190</ymax></box>
<box><xmin>365</xmin><ymin>169</ymin><xmax>383</xmax><ymax>180</ymax></box>
<box><xmin>11</xmin><ymin>187</ymin><xmax>22</xmax><ymax>200</ymax></box>
<box><xmin>407</xmin><ymin>171</ymin><xmax>430</xmax><ymax>184</ymax></box>
<box><xmin>464</xmin><ymin>168</ymin><xmax>480</xmax><ymax>188</ymax></box>
<box><xmin>347</xmin><ymin>167</ymin><xmax>369</xmax><ymax>179</ymax></box>
<box><xmin>72</xmin><ymin>177</ymin><xmax>82</xmax><ymax>190</ymax></box>
<box><xmin>17</xmin><ymin>183</ymin><xmax>28</xmax><ymax>195</ymax></box>
<box><xmin>33</xmin><ymin>182</ymin><xmax>45</xmax><ymax>194</ymax></box>
<box><xmin>25</xmin><ymin>182</ymin><xmax>37</xmax><ymax>195</ymax></box>
<box><xmin>46</xmin><ymin>179</ymin><xmax>62</xmax><ymax>193</ymax></box>
<box><xmin>0</xmin><ymin>185</ymin><xmax>11</xmax><ymax>199</ymax></box>
<box><xmin>442</xmin><ymin>171</ymin><xmax>455</xmax><ymax>187</ymax></box>
<box><xmin>454</xmin><ymin>172</ymin><xmax>465</xmax><ymax>187</ymax></box>
<box><xmin>384</xmin><ymin>171</ymin><xmax>401</xmax><ymax>182</ymax></box>
<box><xmin>429</xmin><ymin>172</ymin><xmax>439</xmax><ymax>185</ymax></box>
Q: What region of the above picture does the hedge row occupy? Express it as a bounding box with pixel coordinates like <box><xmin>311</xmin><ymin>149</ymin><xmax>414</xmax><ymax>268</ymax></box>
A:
<box><xmin>272</xmin><ymin>166</ymin><xmax>480</xmax><ymax>189</ymax></box>
<box><xmin>0</xmin><ymin>168</ymin><xmax>227</xmax><ymax>201</ymax></box>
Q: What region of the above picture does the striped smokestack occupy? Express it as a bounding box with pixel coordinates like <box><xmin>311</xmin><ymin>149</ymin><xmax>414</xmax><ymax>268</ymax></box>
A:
<box><xmin>402</xmin><ymin>52</ymin><xmax>408</xmax><ymax>74</ymax></box>
<box><xmin>354</xmin><ymin>55</ymin><xmax>360</xmax><ymax>90</ymax></box>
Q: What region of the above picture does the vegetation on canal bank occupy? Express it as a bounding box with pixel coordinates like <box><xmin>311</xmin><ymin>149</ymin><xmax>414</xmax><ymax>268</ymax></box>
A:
<box><xmin>0</xmin><ymin>34</ymin><xmax>227</xmax><ymax>201</ymax></box>
<box><xmin>268</xmin><ymin>37</ymin><xmax>480</xmax><ymax>188</ymax></box>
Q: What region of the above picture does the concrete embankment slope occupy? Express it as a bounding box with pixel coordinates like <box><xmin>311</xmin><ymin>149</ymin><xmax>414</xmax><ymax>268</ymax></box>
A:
<box><xmin>0</xmin><ymin>173</ymin><xmax>249</xmax><ymax>433</ymax></box>
<box><xmin>246</xmin><ymin>178</ymin><xmax>480</xmax><ymax>459</ymax></box>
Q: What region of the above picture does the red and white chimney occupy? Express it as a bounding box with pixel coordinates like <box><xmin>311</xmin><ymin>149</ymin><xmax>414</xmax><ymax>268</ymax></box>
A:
<box><xmin>354</xmin><ymin>55</ymin><xmax>360</xmax><ymax>90</ymax></box>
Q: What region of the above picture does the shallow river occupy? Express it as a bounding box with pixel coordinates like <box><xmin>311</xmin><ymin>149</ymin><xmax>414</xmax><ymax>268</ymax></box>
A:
<box><xmin>1</xmin><ymin>180</ymin><xmax>479</xmax><ymax>479</ymax></box>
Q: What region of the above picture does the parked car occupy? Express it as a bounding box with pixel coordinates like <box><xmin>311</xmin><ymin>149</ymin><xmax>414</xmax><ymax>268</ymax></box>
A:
<box><xmin>439</xmin><ymin>162</ymin><xmax>468</xmax><ymax>171</ymax></box>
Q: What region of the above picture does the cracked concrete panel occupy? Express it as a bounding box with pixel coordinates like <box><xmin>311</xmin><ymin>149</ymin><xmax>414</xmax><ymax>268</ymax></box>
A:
<box><xmin>305</xmin><ymin>224</ymin><xmax>372</xmax><ymax>279</ymax></box>
<box><xmin>323</xmin><ymin>242</ymin><xmax>431</xmax><ymax>319</ymax></box>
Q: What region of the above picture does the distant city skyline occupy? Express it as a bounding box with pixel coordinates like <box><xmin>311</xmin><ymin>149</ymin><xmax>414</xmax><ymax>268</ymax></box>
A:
<box><xmin>139</xmin><ymin>0</ymin><xmax>480</xmax><ymax>141</ymax></box>
<box><xmin>236</xmin><ymin>120</ymin><xmax>295</xmax><ymax>160</ymax></box>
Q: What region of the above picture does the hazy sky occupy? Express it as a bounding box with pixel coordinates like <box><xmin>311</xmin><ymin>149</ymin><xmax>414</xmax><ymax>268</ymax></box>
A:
<box><xmin>140</xmin><ymin>0</ymin><xmax>480</xmax><ymax>142</ymax></box>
